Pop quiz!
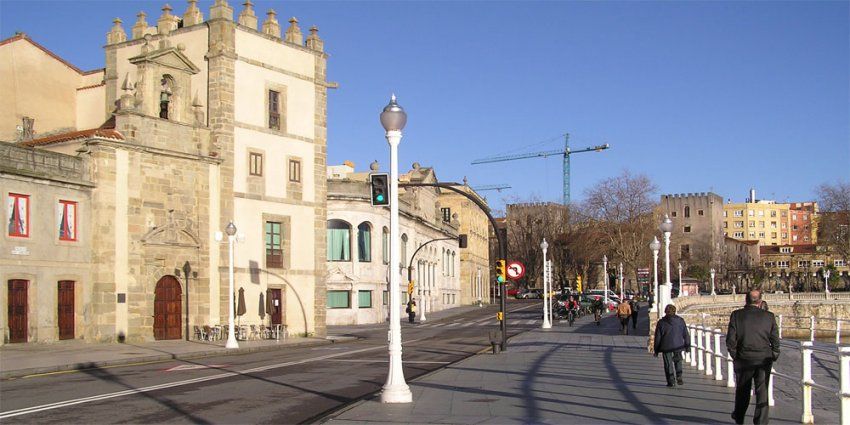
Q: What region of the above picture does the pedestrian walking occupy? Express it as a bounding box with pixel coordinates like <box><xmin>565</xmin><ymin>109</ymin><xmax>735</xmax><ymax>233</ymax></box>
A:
<box><xmin>630</xmin><ymin>298</ymin><xmax>640</xmax><ymax>329</ymax></box>
<box><xmin>726</xmin><ymin>290</ymin><xmax>780</xmax><ymax>425</ymax></box>
<box><xmin>592</xmin><ymin>296</ymin><xmax>604</xmax><ymax>325</ymax></box>
<box><xmin>653</xmin><ymin>304</ymin><xmax>690</xmax><ymax>387</ymax></box>
<box><xmin>617</xmin><ymin>301</ymin><xmax>632</xmax><ymax>335</ymax></box>
<box><xmin>406</xmin><ymin>300</ymin><xmax>417</xmax><ymax>324</ymax></box>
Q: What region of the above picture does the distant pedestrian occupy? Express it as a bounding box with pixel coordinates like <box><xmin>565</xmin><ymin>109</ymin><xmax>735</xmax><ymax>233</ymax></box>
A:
<box><xmin>406</xmin><ymin>300</ymin><xmax>416</xmax><ymax>324</ymax></box>
<box><xmin>654</xmin><ymin>304</ymin><xmax>690</xmax><ymax>387</ymax></box>
<box><xmin>727</xmin><ymin>290</ymin><xmax>780</xmax><ymax>425</ymax></box>
<box><xmin>617</xmin><ymin>301</ymin><xmax>632</xmax><ymax>334</ymax></box>
<box><xmin>630</xmin><ymin>299</ymin><xmax>640</xmax><ymax>329</ymax></box>
<box><xmin>592</xmin><ymin>296</ymin><xmax>604</xmax><ymax>325</ymax></box>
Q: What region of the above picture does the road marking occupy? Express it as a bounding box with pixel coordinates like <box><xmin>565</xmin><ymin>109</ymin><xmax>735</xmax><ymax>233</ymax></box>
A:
<box><xmin>460</xmin><ymin>322</ymin><xmax>473</xmax><ymax>328</ymax></box>
<box><xmin>446</xmin><ymin>323</ymin><xmax>460</xmax><ymax>327</ymax></box>
<box><xmin>165</xmin><ymin>364</ymin><xmax>227</xmax><ymax>372</ymax></box>
<box><xmin>0</xmin><ymin>338</ymin><xmax>430</xmax><ymax>419</ymax></box>
<box><xmin>325</xmin><ymin>359</ymin><xmax>451</xmax><ymax>364</ymax></box>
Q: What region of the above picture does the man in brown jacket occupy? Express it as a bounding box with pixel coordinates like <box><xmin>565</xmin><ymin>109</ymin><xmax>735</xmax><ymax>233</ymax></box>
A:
<box><xmin>617</xmin><ymin>301</ymin><xmax>632</xmax><ymax>335</ymax></box>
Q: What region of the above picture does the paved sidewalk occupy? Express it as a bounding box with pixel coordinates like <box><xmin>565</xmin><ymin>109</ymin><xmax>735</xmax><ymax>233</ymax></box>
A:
<box><xmin>0</xmin><ymin>336</ymin><xmax>338</xmax><ymax>379</ymax></box>
<box><xmin>326</xmin><ymin>310</ymin><xmax>803</xmax><ymax>424</ymax></box>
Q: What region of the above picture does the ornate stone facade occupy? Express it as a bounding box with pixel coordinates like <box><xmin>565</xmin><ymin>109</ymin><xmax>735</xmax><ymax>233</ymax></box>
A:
<box><xmin>1</xmin><ymin>0</ymin><xmax>332</xmax><ymax>343</ymax></box>
<box><xmin>438</xmin><ymin>181</ymin><xmax>491</xmax><ymax>305</ymax></box>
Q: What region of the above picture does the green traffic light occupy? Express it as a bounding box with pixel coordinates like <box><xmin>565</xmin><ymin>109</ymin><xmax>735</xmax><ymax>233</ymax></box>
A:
<box><xmin>497</xmin><ymin>276</ymin><xmax>505</xmax><ymax>283</ymax></box>
<box><xmin>377</xmin><ymin>194</ymin><xmax>385</xmax><ymax>202</ymax></box>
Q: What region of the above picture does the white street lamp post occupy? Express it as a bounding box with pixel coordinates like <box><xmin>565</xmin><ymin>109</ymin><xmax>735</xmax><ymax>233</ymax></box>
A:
<box><xmin>619</xmin><ymin>262</ymin><xmax>624</xmax><ymax>301</ymax></box>
<box><xmin>541</xmin><ymin>238</ymin><xmax>551</xmax><ymax>329</ymax></box>
<box><xmin>224</xmin><ymin>221</ymin><xmax>239</xmax><ymax>349</ymax></box>
<box><xmin>419</xmin><ymin>264</ymin><xmax>427</xmax><ymax>322</ymax></box>
<box><xmin>659</xmin><ymin>214</ymin><xmax>674</xmax><ymax>314</ymax></box>
<box><xmin>678</xmin><ymin>262</ymin><xmax>683</xmax><ymax>293</ymax></box>
<box><xmin>710</xmin><ymin>268</ymin><xmax>716</xmax><ymax>296</ymax></box>
<box><xmin>650</xmin><ymin>237</ymin><xmax>660</xmax><ymax>314</ymax></box>
<box><xmin>603</xmin><ymin>255</ymin><xmax>609</xmax><ymax>309</ymax></box>
<box><xmin>380</xmin><ymin>94</ymin><xmax>412</xmax><ymax>404</ymax></box>
<box><xmin>825</xmin><ymin>269</ymin><xmax>831</xmax><ymax>294</ymax></box>
<box><xmin>477</xmin><ymin>268</ymin><xmax>483</xmax><ymax>306</ymax></box>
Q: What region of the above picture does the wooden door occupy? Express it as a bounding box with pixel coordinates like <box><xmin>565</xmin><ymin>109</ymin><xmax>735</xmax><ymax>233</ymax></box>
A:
<box><xmin>58</xmin><ymin>281</ymin><xmax>75</xmax><ymax>340</ymax></box>
<box><xmin>8</xmin><ymin>280</ymin><xmax>28</xmax><ymax>343</ymax></box>
<box><xmin>270</xmin><ymin>289</ymin><xmax>282</xmax><ymax>325</ymax></box>
<box><xmin>154</xmin><ymin>276</ymin><xmax>182</xmax><ymax>340</ymax></box>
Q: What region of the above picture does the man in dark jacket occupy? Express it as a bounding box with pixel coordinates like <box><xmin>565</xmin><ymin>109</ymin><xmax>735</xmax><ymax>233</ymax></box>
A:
<box><xmin>653</xmin><ymin>304</ymin><xmax>690</xmax><ymax>387</ymax></box>
<box><xmin>726</xmin><ymin>290</ymin><xmax>780</xmax><ymax>425</ymax></box>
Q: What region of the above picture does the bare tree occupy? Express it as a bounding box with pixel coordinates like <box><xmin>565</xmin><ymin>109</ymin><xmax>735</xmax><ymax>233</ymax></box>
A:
<box><xmin>504</xmin><ymin>198</ymin><xmax>568</xmax><ymax>290</ymax></box>
<box><xmin>817</xmin><ymin>180</ymin><xmax>850</xmax><ymax>262</ymax></box>
<box><xmin>582</xmin><ymin>170</ymin><xmax>659</xmax><ymax>285</ymax></box>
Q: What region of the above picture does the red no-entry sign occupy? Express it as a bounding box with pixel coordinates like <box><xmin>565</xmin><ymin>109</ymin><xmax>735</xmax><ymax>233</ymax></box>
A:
<box><xmin>507</xmin><ymin>261</ymin><xmax>525</xmax><ymax>281</ymax></box>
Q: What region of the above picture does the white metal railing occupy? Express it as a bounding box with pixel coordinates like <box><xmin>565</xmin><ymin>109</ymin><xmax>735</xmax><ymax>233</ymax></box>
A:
<box><xmin>680</xmin><ymin>313</ymin><xmax>850</xmax><ymax>345</ymax></box>
<box><xmin>681</xmin><ymin>319</ymin><xmax>850</xmax><ymax>424</ymax></box>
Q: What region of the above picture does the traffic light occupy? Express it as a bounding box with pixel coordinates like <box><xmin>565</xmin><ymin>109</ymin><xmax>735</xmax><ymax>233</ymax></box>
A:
<box><xmin>495</xmin><ymin>260</ymin><xmax>506</xmax><ymax>283</ymax></box>
<box><xmin>576</xmin><ymin>275</ymin><xmax>583</xmax><ymax>293</ymax></box>
<box><xmin>407</xmin><ymin>280</ymin><xmax>414</xmax><ymax>295</ymax></box>
<box><xmin>370</xmin><ymin>173</ymin><xmax>390</xmax><ymax>206</ymax></box>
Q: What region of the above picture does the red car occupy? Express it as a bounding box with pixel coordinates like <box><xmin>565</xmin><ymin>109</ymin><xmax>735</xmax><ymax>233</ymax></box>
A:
<box><xmin>506</xmin><ymin>288</ymin><xmax>520</xmax><ymax>297</ymax></box>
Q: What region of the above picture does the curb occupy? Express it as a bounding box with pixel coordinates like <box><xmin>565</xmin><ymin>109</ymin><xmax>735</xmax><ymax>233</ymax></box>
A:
<box><xmin>1</xmin><ymin>337</ymin><xmax>353</xmax><ymax>380</ymax></box>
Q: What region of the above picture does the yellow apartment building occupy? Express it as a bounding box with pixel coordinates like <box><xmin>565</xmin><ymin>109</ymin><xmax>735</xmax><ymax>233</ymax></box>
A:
<box><xmin>723</xmin><ymin>200</ymin><xmax>790</xmax><ymax>246</ymax></box>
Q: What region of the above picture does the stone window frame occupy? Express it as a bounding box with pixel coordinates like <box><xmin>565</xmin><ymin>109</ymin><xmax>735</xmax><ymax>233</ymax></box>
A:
<box><xmin>247</xmin><ymin>148</ymin><xmax>266</xmax><ymax>195</ymax></box>
<box><xmin>264</xmin><ymin>83</ymin><xmax>288</xmax><ymax>134</ymax></box>
<box><xmin>249</xmin><ymin>151</ymin><xmax>264</xmax><ymax>176</ymax></box>
<box><xmin>286</xmin><ymin>155</ymin><xmax>303</xmax><ymax>201</ymax></box>
<box><xmin>6</xmin><ymin>192</ymin><xmax>30</xmax><ymax>238</ymax></box>
<box><xmin>357</xmin><ymin>290</ymin><xmax>373</xmax><ymax>308</ymax></box>
<box><xmin>261</xmin><ymin>213</ymin><xmax>291</xmax><ymax>270</ymax></box>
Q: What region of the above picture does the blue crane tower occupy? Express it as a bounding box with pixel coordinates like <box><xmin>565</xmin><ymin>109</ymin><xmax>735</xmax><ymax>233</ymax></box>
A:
<box><xmin>471</xmin><ymin>133</ymin><xmax>609</xmax><ymax>205</ymax></box>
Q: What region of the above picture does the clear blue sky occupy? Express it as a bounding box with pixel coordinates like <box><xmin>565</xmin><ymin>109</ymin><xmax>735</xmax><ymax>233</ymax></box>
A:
<box><xmin>2</xmin><ymin>1</ymin><xmax>848</xmax><ymax>211</ymax></box>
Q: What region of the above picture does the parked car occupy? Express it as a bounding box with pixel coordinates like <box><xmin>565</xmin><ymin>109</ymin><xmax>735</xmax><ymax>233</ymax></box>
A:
<box><xmin>517</xmin><ymin>289</ymin><xmax>543</xmax><ymax>299</ymax></box>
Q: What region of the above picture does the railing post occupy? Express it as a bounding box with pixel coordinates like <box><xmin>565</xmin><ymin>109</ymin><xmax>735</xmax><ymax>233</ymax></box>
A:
<box><xmin>705</xmin><ymin>327</ymin><xmax>714</xmax><ymax>376</ymax></box>
<box><xmin>714</xmin><ymin>328</ymin><xmax>723</xmax><ymax>380</ymax></box>
<box><xmin>811</xmin><ymin>316</ymin><xmax>816</xmax><ymax>342</ymax></box>
<box><xmin>697</xmin><ymin>325</ymin><xmax>705</xmax><ymax>371</ymax></box>
<box><xmin>683</xmin><ymin>324</ymin><xmax>691</xmax><ymax>363</ymax></box>
<box><xmin>840</xmin><ymin>346</ymin><xmax>850</xmax><ymax>425</ymax></box>
<box><xmin>690</xmin><ymin>325</ymin><xmax>697</xmax><ymax>367</ymax></box>
<box><xmin>727</xmin><ymin>353</ymin><xmax>736</xmax><ymax>388</ymax></box>
<box><xmin>801</xmin><ymin>341</ymin><xmax>814</xmax><ymax>424</ymax></box>
<box><xmin>778</xmin><ymin>314</ymin><xmax>783</xmax><ymax>339</ymax></box>
<box><xmin>768</xmin><ymin>366</ymin><xmax>775</xmax><ymax>407</ymax></box>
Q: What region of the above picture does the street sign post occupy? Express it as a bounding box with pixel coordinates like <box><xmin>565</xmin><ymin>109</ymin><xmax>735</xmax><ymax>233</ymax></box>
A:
<box><xmin>507</xmin><ymin>261</ymin><xmax>525</xmax><ymax>281</ymax></box>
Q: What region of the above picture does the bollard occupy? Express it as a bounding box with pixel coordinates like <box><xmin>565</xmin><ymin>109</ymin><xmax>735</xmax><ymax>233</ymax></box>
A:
<box><xmin>778</xmin><ymin>314</ymin><xmax>783</xmax><ymax>339</ymax></box>
<box><xmin>714</xmin><ymin>328</ymin><xmax>723</xmax><ymax>381</ymax></box>
<box><xmin>727</xmin><ymin>353</ymin><xmax>736</xmax><ymax>388</ymax></box>
<box><xmin>838</xmin><ymin>320</ymin><xmax>843</xmax><ymax>346</ymax></box>
<box><xmin>489</xmin><ymin>331</ymin><xmax>499</xmax><ymax>354</ymax></box>
<box><xmin>697</xmin><ymin>326</ymin><xmax>705</xmax><ymax>371</ymax></box>
<box><xmin>768</xmin><ymin>366</ymin><xmax>775</xmax><ymax>407</ymax></box>
<box><xmin>705</xmin><ymin>327</ymin><xmax>713</xmax><ymax>376</ymax></box>
<box><xmin>802</xmin><ymin>341</ymin><xmax>814</xmax><ymax>424</ymax></box>
<box><xmin>811</xmin><ymin>316</ymin><xmax>816</xmax><ymax>342</ymax></box>
<box><xmin>840</xmin><ymin>346</ymin><xmax>850</xmax><ymax>425</ymax></box>
<box><xmin>690</xmin><ymin>325</ymin><xmax>698</xmax><ymax>367</ymax></box>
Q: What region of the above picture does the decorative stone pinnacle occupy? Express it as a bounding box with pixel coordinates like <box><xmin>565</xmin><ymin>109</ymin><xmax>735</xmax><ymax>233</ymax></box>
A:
<box><xmin>306</xmin><ymin>25</ymin><xmax>323</xmax><ymax>51</ymax></box>
<box><xmin>261</xmin><ymin>9</ymin><xmax>281</xmax><ymax>38</ymax></box>
<box><xmin>107</xmin><ymin>17</ymin><xmax>127</xmax><ymax>44</ymax></box>
<box><xmin>238</xmin><ymin>0</ymin><xmax>257</xmax><ymax>29</ymax></box>
<box><xmin>285</xmin><ymin>16</ymin><xmax>302</xmax><ymax>44</ymax></box>
<box><xmin>162</xmin><ymin>4</ymin><xmax>173</xmax><ymax>15</ymax></box>
<box><xmin>183</xmin><ymin>0</ymin><xmax>204</xmax><ymax>26</ymax></box>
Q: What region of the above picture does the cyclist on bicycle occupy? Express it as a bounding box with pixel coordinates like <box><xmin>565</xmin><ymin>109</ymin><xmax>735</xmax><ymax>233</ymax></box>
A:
<box><xmin>566</xmin><ymin>295</ymin><xmax>580</xmax><ymax>326</ymax></box>
<box><xmin>591</xmin><ymin>296</ymin><xmax>604</xmax><ymax>325</ymax></box>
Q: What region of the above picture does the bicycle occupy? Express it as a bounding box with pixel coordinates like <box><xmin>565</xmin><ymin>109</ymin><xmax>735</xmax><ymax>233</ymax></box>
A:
<box><xmin>567</xmin><ymin>309</ymin><xmax>576</xmax><ymax>326</ymax></box>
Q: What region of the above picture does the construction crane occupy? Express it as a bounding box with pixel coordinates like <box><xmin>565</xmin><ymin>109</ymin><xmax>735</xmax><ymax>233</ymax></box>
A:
<box><xmin>471</xmin><ymin>184</ymin><xmax>512</xmax><ymax>192</ymax></box>
<box><xmin>471</xmin><ymin>133</ymin><xmax>610</xmax><ymax>205</ymax></box>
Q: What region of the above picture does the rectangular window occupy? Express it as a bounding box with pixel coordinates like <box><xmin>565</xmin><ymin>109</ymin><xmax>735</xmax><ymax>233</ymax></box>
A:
<box><xmin>749</xmin><ymin>221</ymin><xmax>756</xmax><ymax>228</ymax></box>
<box><xmin>793</xmin><ymin>235</ymin><xmax>798</xmax><ymax>241</ymax></box>
<box><xmin>249</xmin><ymin>152</ymin><xmax>263</xmax><ymax>176</ymax></box>
<box><xmin>771</xmin><ymin>222</ymin><xmax>777</xmax><ymax>229</ymax></box>
<box><xmin>812</xmin><ymin>260</ymin><xmax>825</xmax><ymax>267</ymax></box>
<box><xmin>382</xmin><ymin>229</ymin><xmax>389</xmax><ymax>264</ymax></box>
<box><xmin>758</xmin><ymin>232</ymin><xmax>765</xmax><ymax>238</ymax></box>
<box><xmin>7</xmin><ymin>193</ymin><xmax>29</xmax><ymax>237</ymax></box>
<box><xmin>383</xmin><ymin>290</ymin><xmax>388</xmax><ymax>305</ymax></box>
<box><xmin>758</xmin><ymin>210</ymin><xmax>764</xmax><ymax>217</ymax></box>
<box><xmin>683</xmin><ymin>226</ymin><xmax>691</xmax><ymax>233</ymax></box>
<box><xmin>771</xmin><ymin>232</ymin><xmax>777</xmax><ymax>238</ymax></box>
<box><xmin>771</xmin><ymin>211</ymin><xmax>777</xmax><ymax>217</ymax></box>
<box><xmin>441</xmin><ymin>208</ymin><xmax>451</xmax><ymax>223</ymax></box>
<box><xmin>798</xmin><ymin>261</ymin><xmax>810</xmax><ymax>268</ymax></box>
<box><xmin>671</xmin><ymin>211</ymin><xmax>677</xmax><ymax>217</ymax></box>
<box><xmin>836</xmin><ymin>260</ymin><xmax>847</xmax><ymax>267</ymax></box>
<box><xmin>57</xmin><ymin>200</ymin><xmax>77</xmax><ymax>241</ymax></box>
<box><xmin>265</xmin><ymin>221</ymin><xmax>283</xmax><ymax>268</ymax></box>
<box><xmin>723</xmin><ymin>211</ymin><xmax>728</xmax><ymax>217</ymax></box>
<box><xmin>723</xmin><ymin>222</ymin><xmax>728</xmax><ymax>228</ymax></box>
<box><xmin>792</xmin><ymin>214</ymin><xmax>797</xmax><ymax>221</ymax></box>
<box><xmin>735</xmin><ymin>221</ymin><xmax>744</xmax><ymax>228</ymax></box>
<box><xmin>358</xmin><ymin>290</ymin><xmax>372</xmax><ymax>308</ymax></box>
<box><xmin>327</xmin><ymin>290</ymin><xmax>350</xmax><ymax>308</ymax></box>
<box><xmin>749</xmin><ymin>231</ymin><xmax>756</xmax><ymax>238</ymax></box>
<box><xmin>748</xmin><ymin>210</ymin><xmax>754</xmax><ymax>217</ymax></box>
<box><xmin>759</xmin><ymin>221</ymin><xmax>765</xmax><ymax>228</ymax></box>
<box><xmin>782</xmin><ymin>232</ymin><xmax>788</xmax><ymax>238</ymax></box>
<box><xmin>734</xmin><ymin>232</ymin><xmax>744</xmax><ymax>238</ymax></box>
<box><xmin>289</xmin><ymin>159</ymin><xmax>301</xmax><ymax>183</ymax></box>
<box><xmin>780</xmin><ymin>247</ymin><xmax>792</xmax><ymax>253</ymax></box>
<box><xmin>734</xmin><ymin>210</ymin><xmax>743</xmax><ymax>217</ymax></box>
<box><xmin>698</xmin><ymin>209</ymin><xmax>704</xmax><ymax>216</ymax></box>
<box><xmin>777</xmin><ymin>261</ymin><xmax>789</xmax><ymax>268</ymax></box>
<box><xmin>268</xmin><ymin>90</ymin><xmax>280</xmax><ymax>130</ymax></box>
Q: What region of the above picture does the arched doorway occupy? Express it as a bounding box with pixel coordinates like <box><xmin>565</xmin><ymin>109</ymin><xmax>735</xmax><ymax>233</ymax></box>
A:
<box><xmin>154</xmin><ymin>276</ymin><xmax>182</xmax><ymax>340</ymax></box>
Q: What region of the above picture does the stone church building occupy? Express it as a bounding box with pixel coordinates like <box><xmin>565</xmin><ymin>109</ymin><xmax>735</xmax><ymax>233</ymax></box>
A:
<box><xmin>0</xmin><ymin>0</ymin><xmax>331</xmax><ymax>344</ymax></box>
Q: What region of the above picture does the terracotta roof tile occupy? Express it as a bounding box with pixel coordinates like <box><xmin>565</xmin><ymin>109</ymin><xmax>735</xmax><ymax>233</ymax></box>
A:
<box><xmin>21</xmin><ymin>128</ymin><xmax>123</xmax><ymax>147</ymax></box>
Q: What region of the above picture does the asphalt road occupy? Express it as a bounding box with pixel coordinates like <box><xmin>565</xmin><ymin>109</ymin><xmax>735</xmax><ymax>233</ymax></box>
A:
<box><xmin>0</xmin><ymin>300</ymin><xmax>543</xmax><ymax>424</ymax></box>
